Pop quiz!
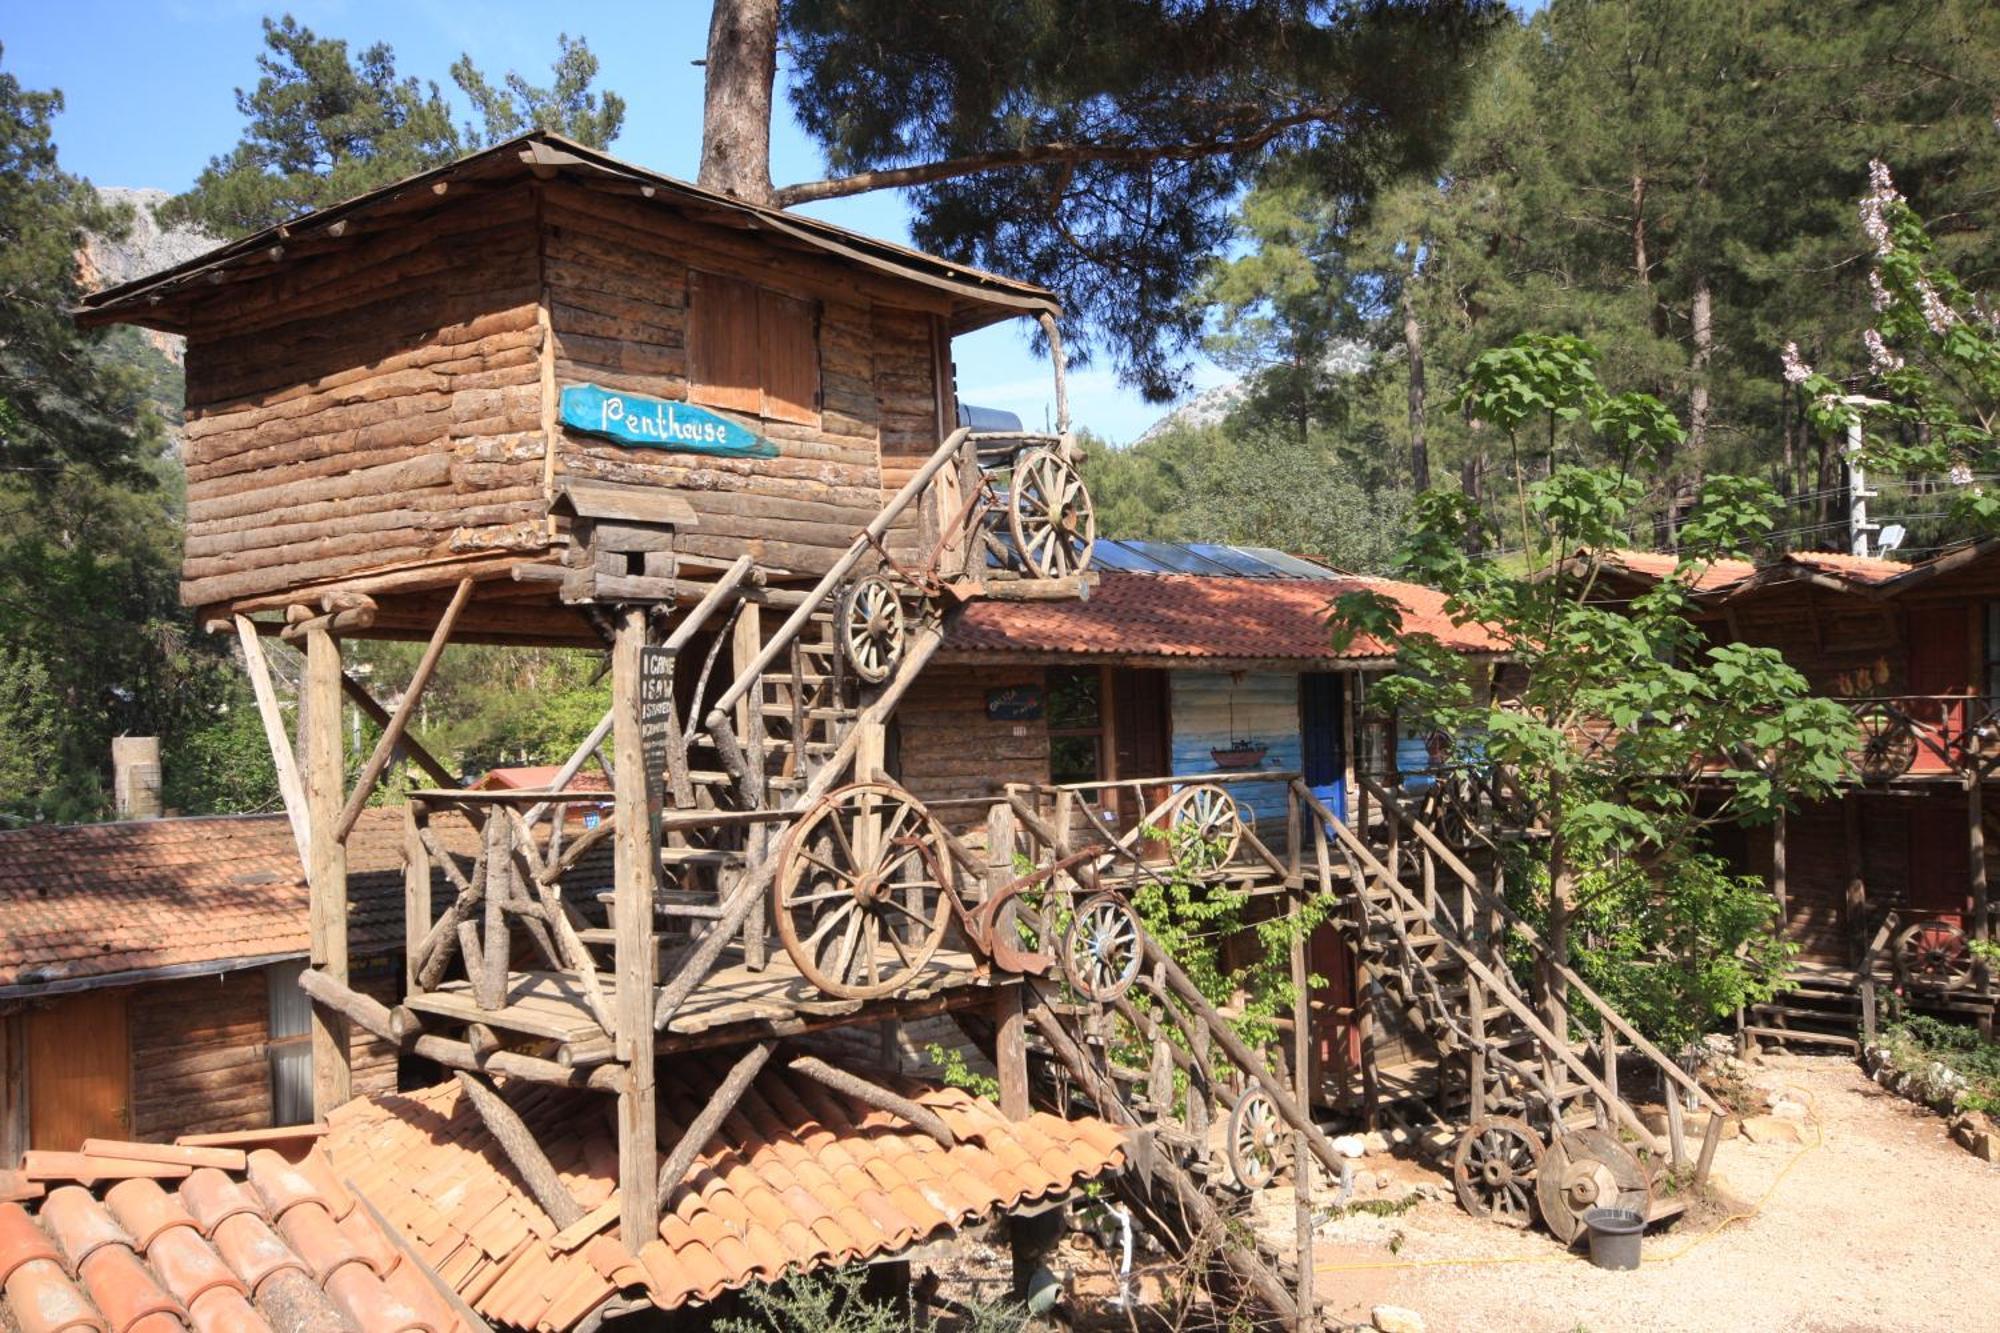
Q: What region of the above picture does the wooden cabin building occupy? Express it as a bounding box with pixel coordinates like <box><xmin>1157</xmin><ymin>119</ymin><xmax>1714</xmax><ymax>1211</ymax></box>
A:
<box><xmin>1594</xmin><ymin>545</ymin><xmax>2000</xmax><ymax>1041</ymax></box>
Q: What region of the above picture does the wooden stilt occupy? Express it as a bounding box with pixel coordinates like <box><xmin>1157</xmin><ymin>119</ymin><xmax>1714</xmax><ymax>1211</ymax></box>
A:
<box><xmin>233</xmin><ymin>615</ymin><xmax>309</xmax><ymax>865</ymax></box>
<box><xmin>612</xmin><ymin>607</ymin><xmax>658</xmax><ymax>1256</ymax></box>
<box><xmin>304</xmin><ymin>626</ymin><xmax>351</xmax><ymax>1117</ymax></box>
<box><xmin>994</xmin><ymin>985</ymin><xmax>1030</xmax><ymax>1121</ymax></box>
<box><xmin>1844</xmin><ymin>792</ymin><xmax>1868</xmax><ymax>963</ymax></box>
<box><xmin>1971</xmin><ymin>772</ymin><xmax>1990</xmax><ymax>989</ymax></box>
<box><xmin>656</xmin><ymin>1040</ymin><xmax>774</xmax><ymax>1210</ymax></box>
<box><xmin>1288</xmin><ymin>883</ymin><xmax>1315</xmax><ymax>1328</ymax></box>
<box><xmin>404</xmin><ymin>803</ymin><xmax>431</xmax><ymax>995</ymax></box>
<box><xmin>454</xmin><ymin>1071</ymin><xmax>585</xmax><ymax>1229</ymax></box>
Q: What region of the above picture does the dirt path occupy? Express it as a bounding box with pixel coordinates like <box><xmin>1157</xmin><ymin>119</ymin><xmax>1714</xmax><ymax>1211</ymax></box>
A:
<box><xmin>1298</xmin><ymin>1054</ymin><xmax>2000</xmax><ymax>1333</ymax></box>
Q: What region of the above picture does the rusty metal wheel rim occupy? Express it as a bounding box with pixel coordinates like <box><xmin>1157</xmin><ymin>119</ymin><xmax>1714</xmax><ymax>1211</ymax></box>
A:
<box><xmin>1008</xmin><ymin>447</ymin><xmax>1096</xmax><ymax>579</ymax></box>
<box><xmin>1062</xmin><ymin>892</ymin><xmax>1142</xmax><ymax>1001</ymax></box>
<box><xmin>774</xmin><ymin>781</ymin><xmax>952</xmax><ymax>999</ymax></box>
<box><xmin>1227</xmin><ymin>1087</ymin><xmax>1289</xmax><ymax>1191</ymax></box>
<box><xmin>1451</xmin><ymin>1116</ymin><xmax>1544</xmax><ymax>1228</ymax></box>
<box><xmin>838</xmin><ymin>574</ymin><xmax>905</xmax><ymax>685</ymax></box>
<box><xmin>1169</xmin><ymin>783</ymin><xmax>1244</xmax><ymax>868</ymax></box>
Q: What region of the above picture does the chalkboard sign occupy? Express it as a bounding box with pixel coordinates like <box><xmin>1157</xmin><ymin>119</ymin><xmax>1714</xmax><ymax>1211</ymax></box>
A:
<box><xmin>986</xmin><ymin>685</ymin><xmax>1044</xmax><ymax>722</ymax></box>
<box><xmin>638</xmin><ymin>646</ymin><xmax>675</xmax><ymax>814</ymax></box>
<box><xmin>560</xmin><ymin>383</ymin><xmax>778</xmax><ymax>459</ymax></box>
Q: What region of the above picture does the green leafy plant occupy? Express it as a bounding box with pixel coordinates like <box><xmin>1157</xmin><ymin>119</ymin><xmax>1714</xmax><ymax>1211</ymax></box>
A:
<box><xmin>924</xmin><ymin>1042</ymin><xmax>1001</xmax><ymax>1100</ymax></box>
<box><xmin>715</xmin><ymin>1267</ymin><xmax>1028</xmax><ymax>1333</ymax></box>
<box><xmin>1330</xmin><ymin>335</ymin><xmax>1855</xmax><ymax>1048</ymax></box>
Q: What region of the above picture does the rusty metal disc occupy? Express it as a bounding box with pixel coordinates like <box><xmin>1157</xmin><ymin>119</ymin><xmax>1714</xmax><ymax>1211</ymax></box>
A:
<box><xmin>1536</xmin><ymin>1127</ymin><xmax>1653</xmax><ymax>1245</ymax></box>
<box><xmin>1450</xmin><ymin>1116</ymin><xmax>1544</xmax><ymax>1228</ymax></box>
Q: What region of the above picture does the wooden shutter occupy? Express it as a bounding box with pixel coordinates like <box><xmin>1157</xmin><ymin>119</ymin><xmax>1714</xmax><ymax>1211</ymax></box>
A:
<box><xmin>688</xmin><ymin>271</ymin><xmax>761</xmax><ymax>414</ymax></box>
<box><xmin>28</xmin><ymin>990</ymin><xmax>129</xmax><ymax>1147</ymax></box>
<box><xmin>759</xmin><ymin>289</ymin><xmax>820</xmax><ymax>424</ymax></box>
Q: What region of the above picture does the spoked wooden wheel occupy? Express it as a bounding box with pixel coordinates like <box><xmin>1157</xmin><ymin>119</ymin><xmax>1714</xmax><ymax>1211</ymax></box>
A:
<box><xmin>774</xmin><ymin>782</ymin><xmax>952</xmax><ymax>999</ymax></box>
<box><xmin>1895</xmin><ymin>917</ymin><xmax>1976</xmax><ymax>991</ymax></box>
<box><xmin>1227</xmin><ymin>1087</ymin><xmax>1291</xmax><ymax>1191</ymax></box>
<box><xmin>1451</xmin><ymin>1116</ymin><xmax>1544</xmax><ymax>1228</ymax></box>
<box><xmin>1008</xmin><ymin>447</ymin><xmax>1096</xmax><ymax>578</ymax></box>
<box><xmin>838</xmin><ymin>574</ymin><xmax>905</xmax><ymax>685</ymax></box>
<box><xmin>1847</xmin><ymin>705</ymin><xmax>1918</xmax><ymax>781</ymax></box>
<box><xmin>1169</xmin><ymin>784</ymin><xmax>1244</xmax><ymax>868</ymax></box>
<box><xmin>1062</xmin><ymin>892</ymin><xmax>1143</xmax><ymax>1001</ymax></box>
<box><xmin>1535</xmin><ymin>1127</ymin><xmax>1652</xmax><ymax>1245</ymax></box>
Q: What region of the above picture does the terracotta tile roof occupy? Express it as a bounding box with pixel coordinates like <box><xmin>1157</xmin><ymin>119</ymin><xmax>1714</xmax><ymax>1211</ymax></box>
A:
<box><xmin>470</xmin><ymin>768</ymin><xmax>609</xmax><ymax>794</ymax></box>
<box><xmin>0</xmin><ymin>1136</ymin><xmax>471</xmax><ymax>1332</ymax></box>
<box><xmin>943</xmin><ymin>572</ymin><xmax>1502</xmax><ymax>663</ymax></box>
<box><xmin>0</xmin><ymin>808</ymin><xmax>429</xmax><ymax>992</ymax></box>
<box><xmin>1592</xmin><ymin>549</ymin><xmax>1758</xmax><ymax>593</ymax></box>
<box><xmin>1778</xmin><ymin>549</ymin><xmax>1908</xmax><ymax>584</ymax></box>
<box><xmin>328</xmin><ymin>1061</ymin><xmax>1125</xmax><ymax>1330</ymax></box>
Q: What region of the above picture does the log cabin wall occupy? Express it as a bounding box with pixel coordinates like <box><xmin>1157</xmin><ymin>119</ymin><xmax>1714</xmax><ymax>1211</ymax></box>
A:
<box><xmin>893</xmin><ymin>664</ymin><xmax>1051</xmax><ymax>833</ymax></box>
<box><xmin>541</xmin><ymin>183</ymin><xmax>948</xmax><ymax>578</ymax></box>
<box><xmin>177</xmin><ymin>186</ymin><xmax>549</xmax><ymax>610</ymax></box>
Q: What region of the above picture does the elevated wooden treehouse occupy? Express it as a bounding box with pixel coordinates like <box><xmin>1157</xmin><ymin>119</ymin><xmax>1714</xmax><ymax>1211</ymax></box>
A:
<box><xmin>79</xmin><ymin>133</ymin><xmax>1715</xmax><ymax>1323</ymax></box>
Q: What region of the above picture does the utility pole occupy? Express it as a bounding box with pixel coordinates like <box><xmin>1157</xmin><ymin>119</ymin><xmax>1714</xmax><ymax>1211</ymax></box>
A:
<box><xmin>1840</xmin><ymin>403</ymin><xmax>1882</xmax><ymax>558</ymax></box>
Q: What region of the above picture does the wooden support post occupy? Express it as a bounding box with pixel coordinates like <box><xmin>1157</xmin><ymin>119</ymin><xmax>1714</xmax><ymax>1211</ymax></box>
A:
<box><xmin>788</xmin><ymin>1056</ymin><xmax>956</xmax><ymax>1146</ymax></box>
<box><xmin>303</xmin><ymin>626</ymin><xmax>350</xmax><ymax>1117</ymax></box>
<box><xmin>1664</xmin><ymin>1072</ymin><xmax>1687</xmax><ymax>1171</ymax></box>
<box><xmin>234</xmin><ymin>616</ymin><xmax>309</xmax><ymax>865</ymax></box>
<box><xmin>1693</xmin><ymin>1107</ymin><xmax>1725</xmax><ymax>1189</ymax></box>
<box><xmin>612</xmin><ymin>607</ymin><xmax>658</xmax><ymax>1256</ymax></box>
<box><xmin>1288</xmin><ymin>884</ymin><xmax>1315</xmax><ymax>1327</ymax></box>
<box><xmin>1971</xmin><ymin>773</ymin><xmax>1990</xmax><ymax>984</ymax></box>
<box><xmin>335</xmin><ymin>577</ymin><xmax>472</xmax><ymax>841</ymax></box>
<box><xmin>1601</xmin><ymin>1016</ymin><xmax>1619</xmax><ymax>1128</ymax></box>
<box><xmin>1844</xmin><ymin>793</ymin><xmax>1868</xmax><ymax>963</ymax></box>
<box><xmin>732</xmin><ymin>602</ymin><xmax>765</xmax><ymax>791</ymax></box>
<box><xmin>1771</xmin><ymin>805</ymin><xmax>1788</xmax><ymax>924</ymax></box>
<box><xmin>855</xmin><ymin>720</ymin><xmax>887</xmax><ymax>783</ymax></box>
<box><xmin>994</xmin><ymin>985</ymin><xmax>1030</xmax><ymax>1120</ymax></box>
<box><xmin>479</xmin><ymin>814</ymin><xmax>512</xmax><ymax>1011</ymax></box>
<box><xmin>403</xmin><ymin>803</ymin><xmax>431</xmax><ymax>996</ymax></box>
<box><xmin>454</xmin><ymin>1071</ymin><xmax>585</xmax><ymax>1229</ymax></box>
<box><xmin>657</xmin><ymin>1041</ymin><xmax>773</xmax><ymax>1210</ymax></box>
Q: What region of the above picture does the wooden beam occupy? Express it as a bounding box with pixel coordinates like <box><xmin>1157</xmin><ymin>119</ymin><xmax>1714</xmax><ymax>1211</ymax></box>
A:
<box><xmin>787</xmin><ymin>1056</ymin><xmax>954</xmax><ymax>1147</ymax></box>
<box><xmin>612</xmin><ymin>607</ymin><xmax>658</xmax><ymax>1256</ymax></box>
<box><xmin>454</xmin><ymin>1072</ymin><xmax>585</xmax><ymax>1229</ymax></box>
<box><xmin>403</xmin><ymin>804</ymin><xmax>431</xmax><ymax>996</ymax></box>
<box><xmin>1844</xmin><ymin>793</ymin><xmax>1868</xmax><ymax>963</ymax></box>
<box><xmin>338</xmin><ymin>671</ymin><xmax>460</xmax><ymax>790</ymax></box>
<box><xmin>234</xmin><ymin>616</ymin><xmax>310</xmax><ymax>866</ymax></box>
<box><xmin>304</xmin><ymin>626</ymin><xmax>350</xmax><ymax>1115</ymax></box>
<box><xmin>335</xmin><ymin>578</ymin><xmax>473</xmax><ymax>841</ymax></box>
<box><xmin>993</xmin><ymin>986</ymin><xmax>1030</xmax><ymax>1121</ymax></box>
<box><xmin>655</xmin><ymin>1040</ymin><xmax>773</xmax><ymax>1212</ymax></box>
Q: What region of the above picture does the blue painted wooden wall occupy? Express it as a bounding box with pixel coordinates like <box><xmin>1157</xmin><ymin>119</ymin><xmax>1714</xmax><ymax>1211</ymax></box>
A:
<box><xmin>1167</xmin><ymin>671</ymin><xmax>1301</xmax><ymax>826</ymax></box>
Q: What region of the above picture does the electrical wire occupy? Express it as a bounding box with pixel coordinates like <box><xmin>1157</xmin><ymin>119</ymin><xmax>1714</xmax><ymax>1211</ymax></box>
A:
<box><xmin>1310</xmin><ymin>1086</ymin><xmax>1824</xmax><ymax>1276</ymax></box>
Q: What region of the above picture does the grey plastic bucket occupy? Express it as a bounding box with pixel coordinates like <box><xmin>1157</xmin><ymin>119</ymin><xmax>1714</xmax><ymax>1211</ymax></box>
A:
<box><xmin>1582</xmin><ymin>1207</ymin><xmax>1644</xmax><ymax>1270</ymax></box>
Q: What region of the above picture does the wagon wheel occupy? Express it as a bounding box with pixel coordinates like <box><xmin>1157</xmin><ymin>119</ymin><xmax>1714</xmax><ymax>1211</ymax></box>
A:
<box><xmin>1226</xmin><ymin>1087</ymin><xmax>1291</xmax><ymax>1191</ymax></box>
<box><xmin>1894</xmin><ymin>917</ymin><xmax>1976</xmax><ymax>991</ymax></box>
<box><xmin>1535</xmin><ymin>1127</ymin><xmax>1652</xmax><ymax>1245</ymax></box>
<box><xmin>1169</xmin><ymin>784</ymin><xmax>1244</xmax><ymax>868</ymax></box>
<box><xmin>1450</xmin><ymin>1116</ymin><xmax>1544</xmax><ymax>1228</ymax></box>
<box><xmin>774</xmin><ymin>782</ymin><xmax>952</xmax><ymax>999</ymax></box>
<box><xmin>1062</xmin><ymin>892</ymin><xmax>1143</xmax><ymax>1001</ymax></box>
<box><xmin>838</xmin><ymin>574</ymin><xmax>905</xmax><ymax>685</ymax></box>
<box><xmin>1007</xmin><ymin>447</ymin><xmax>1096</xmax><ymax>578</ymax></box>
<box><xmin>1847</xmin><ymin>704</ymin><xmax>1919</xmax><ymax>781</ymax></box>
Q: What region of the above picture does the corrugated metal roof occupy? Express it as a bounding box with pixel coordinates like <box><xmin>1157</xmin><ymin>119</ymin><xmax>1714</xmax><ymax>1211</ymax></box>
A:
<box><xmin>1088</xmin><ymin>540</ymin><xmax>1342</xmax><ymax>579</ymax></box>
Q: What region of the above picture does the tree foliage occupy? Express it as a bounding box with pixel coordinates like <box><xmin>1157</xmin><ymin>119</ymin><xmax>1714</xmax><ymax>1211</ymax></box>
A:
<box><xmin>164</xmin><ymin>15</ymin><xmax>624</xmax><ymax>237</ymax></box>
<box><xmin>779</xmin><ymin>0</ymin><xmax>1503</xmax><ymax>401</ymax></box>
<box><xmin>1198</xmin><ymin>0</ymin><xmax>2000</xmax><ymax>548</ymax></box>
<box><xmin>1329</xmin><ymin>337</ymin><xmax>1856</xmax><ymax>1047</ymax></box>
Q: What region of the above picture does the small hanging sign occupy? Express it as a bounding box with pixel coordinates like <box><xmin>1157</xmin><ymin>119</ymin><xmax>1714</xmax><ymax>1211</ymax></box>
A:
<box><xmin>560</xmin><ymin>383</ymin><xmax>778</xmax><ymax>459</ymax></box>
<box><xmin>986</xmin><ymin>685</ymin><xmax>1044</xmax><ymax>722</ymax></box>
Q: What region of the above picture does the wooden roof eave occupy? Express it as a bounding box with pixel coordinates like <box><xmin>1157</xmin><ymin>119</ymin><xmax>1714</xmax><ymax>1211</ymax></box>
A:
<box><xmin>930</xmin><ymin>648</ymin><xmax>1512</xmax><ymax>673</ymax></box>
<box><xmin>75</xmin><ymin>131</ymin><xmax>1059</xmax><ymax>335</ymax></box>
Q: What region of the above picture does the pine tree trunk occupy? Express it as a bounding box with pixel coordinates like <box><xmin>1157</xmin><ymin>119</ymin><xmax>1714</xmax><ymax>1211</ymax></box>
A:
<box><xmin>1404</xmin><ymin>274</ymin><xmax>1430</xmax><ymax>492</ymax></box>
<box><xmin>699</xmin><ymin>0</ymin><xmax>780</xmax><ymax>205</ymax></box>
<box><xmin>1688</xmin><ymin>273</ymin><xmax>1712</xmax><ymax>472</ymax></box>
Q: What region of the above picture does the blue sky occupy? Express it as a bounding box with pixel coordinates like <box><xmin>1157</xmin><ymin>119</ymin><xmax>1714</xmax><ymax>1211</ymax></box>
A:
<box><xmin>6</xmin><ymin>1</ymin><xmax>1227</xmax><ymax>442</ymax></box>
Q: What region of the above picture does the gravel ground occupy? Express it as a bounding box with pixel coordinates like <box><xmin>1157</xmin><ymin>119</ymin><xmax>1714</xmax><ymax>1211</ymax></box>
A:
<box><xmin>1295</xmin><ymin>1053</ymin><xmax>2000</xmax><ymax>1333</ymax></box>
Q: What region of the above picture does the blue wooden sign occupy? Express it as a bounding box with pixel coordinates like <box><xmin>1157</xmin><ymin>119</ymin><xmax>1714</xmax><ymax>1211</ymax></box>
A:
<box><xmin>986</xmin><ymin>685</ymin><xmax>1044</xmax><ymax>722</ymax></box>
<box><xmin>559</xmin><ymin>384</ymin><xmax>777</xmax><ymax>459</ymax></box>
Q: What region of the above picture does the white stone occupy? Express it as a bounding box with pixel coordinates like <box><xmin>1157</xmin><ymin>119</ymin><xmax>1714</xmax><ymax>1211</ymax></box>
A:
<box><xmin>1372</xmin><ymin>1304</ymin><xmax>1427</xmax><ymax>1333</ymax></box>
<box><xmin>1332</xmin><ymin>1134</ymin><xmax>1368</xmax><ymax>1158</ymax></box>
<box><xmin>1362</xmin><ymin>1130</ymin><xmax>1393</xmax><ymax>1154</ymax></box>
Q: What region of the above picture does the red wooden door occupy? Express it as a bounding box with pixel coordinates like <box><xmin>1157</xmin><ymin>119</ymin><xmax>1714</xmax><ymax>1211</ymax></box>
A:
<box><xmin>1906</xmin><ymin>605</ymin><xmax>1970</xmax><ymax>773</ymax></box>
<box><xmin>1906</xmin><ymin>802</ymin><xmax>1970</xmax><ymax>922</ymax></box>
<box><xmin>1307</xmin><ymin>922</ymin><xmax>1361</xmax><ymax>1101</ymax></box>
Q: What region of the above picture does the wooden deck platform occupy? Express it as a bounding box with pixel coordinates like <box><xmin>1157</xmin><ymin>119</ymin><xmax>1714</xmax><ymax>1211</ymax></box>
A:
<box><xmin>404</xmin><ymin>948</ymin><xmax>991</xmax><ymax>1061</ymax></box>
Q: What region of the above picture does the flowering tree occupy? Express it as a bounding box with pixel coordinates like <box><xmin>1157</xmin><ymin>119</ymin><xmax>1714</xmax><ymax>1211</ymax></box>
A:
<box><xmin>1784</xmin><ymin>161</ymin><xmax>2000</xmax><ymax>526</ymax></box>
<box><xmin>1331</xmin><ymin>335</ymin><xmax>1857</xmax><ymax>1048</ymax></box>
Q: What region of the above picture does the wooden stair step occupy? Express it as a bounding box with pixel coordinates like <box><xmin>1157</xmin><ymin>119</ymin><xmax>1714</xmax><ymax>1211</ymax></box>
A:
<box><xmin>1742</xmin><ymin>1024</ymin><xmax>1859</xmax><ymax>1050</ymax></box>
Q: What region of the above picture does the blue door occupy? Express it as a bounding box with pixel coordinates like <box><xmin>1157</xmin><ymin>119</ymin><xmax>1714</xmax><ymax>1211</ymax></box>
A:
<box><xmin>1299</xmin><ymin>673</ymin><xmax>1346</xmax><ymax>824</ymax></box>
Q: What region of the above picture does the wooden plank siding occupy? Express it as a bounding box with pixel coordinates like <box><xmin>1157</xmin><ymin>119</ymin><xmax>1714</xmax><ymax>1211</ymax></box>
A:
<box><xmin>1167</xmin><ymin>671</ymin><xmax>1302</xmax><ymax>826</ymax></box>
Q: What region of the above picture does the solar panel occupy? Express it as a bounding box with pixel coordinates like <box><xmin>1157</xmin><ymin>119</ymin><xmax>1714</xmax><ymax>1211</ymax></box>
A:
<box><xmin>1087</xmin><ymin>538</ymin><xmax>1341</xmax><ymax>578</ymax></box>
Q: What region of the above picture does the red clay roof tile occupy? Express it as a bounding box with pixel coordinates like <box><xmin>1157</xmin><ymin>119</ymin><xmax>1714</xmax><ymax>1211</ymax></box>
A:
<box><xmin>325</xmin><ymin>1058</ymin><xmax>1124</xmax><ymax>1328</ymax></box>
<box><xmin>6</xmin><ymin>1255</ymin><xmax>106</xmax><ymax>1333</ymax></box>
<box><xmin>41</xmin><ymin>1189</ymin><xmax>132</xmax><ymax>1274</ymax></box>
<box><xmin>183</xmin><ymin>1286</ymin><xmax>267</xmax><ymax>1333</ymax></box>
<box><xmin>74</xmin><ymin>1245</ymin><xmax>181</xmax><ymax>1332</ymax></box>
<box><xmin>943</xmin><ymin>571</ymin><xmax>1503</xmax><ymax>664</ymax></box>
<box><xmin>101</xmin><ymin>1183</ymin><xmax>195</xmax><ymax>1256</ymax></box>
